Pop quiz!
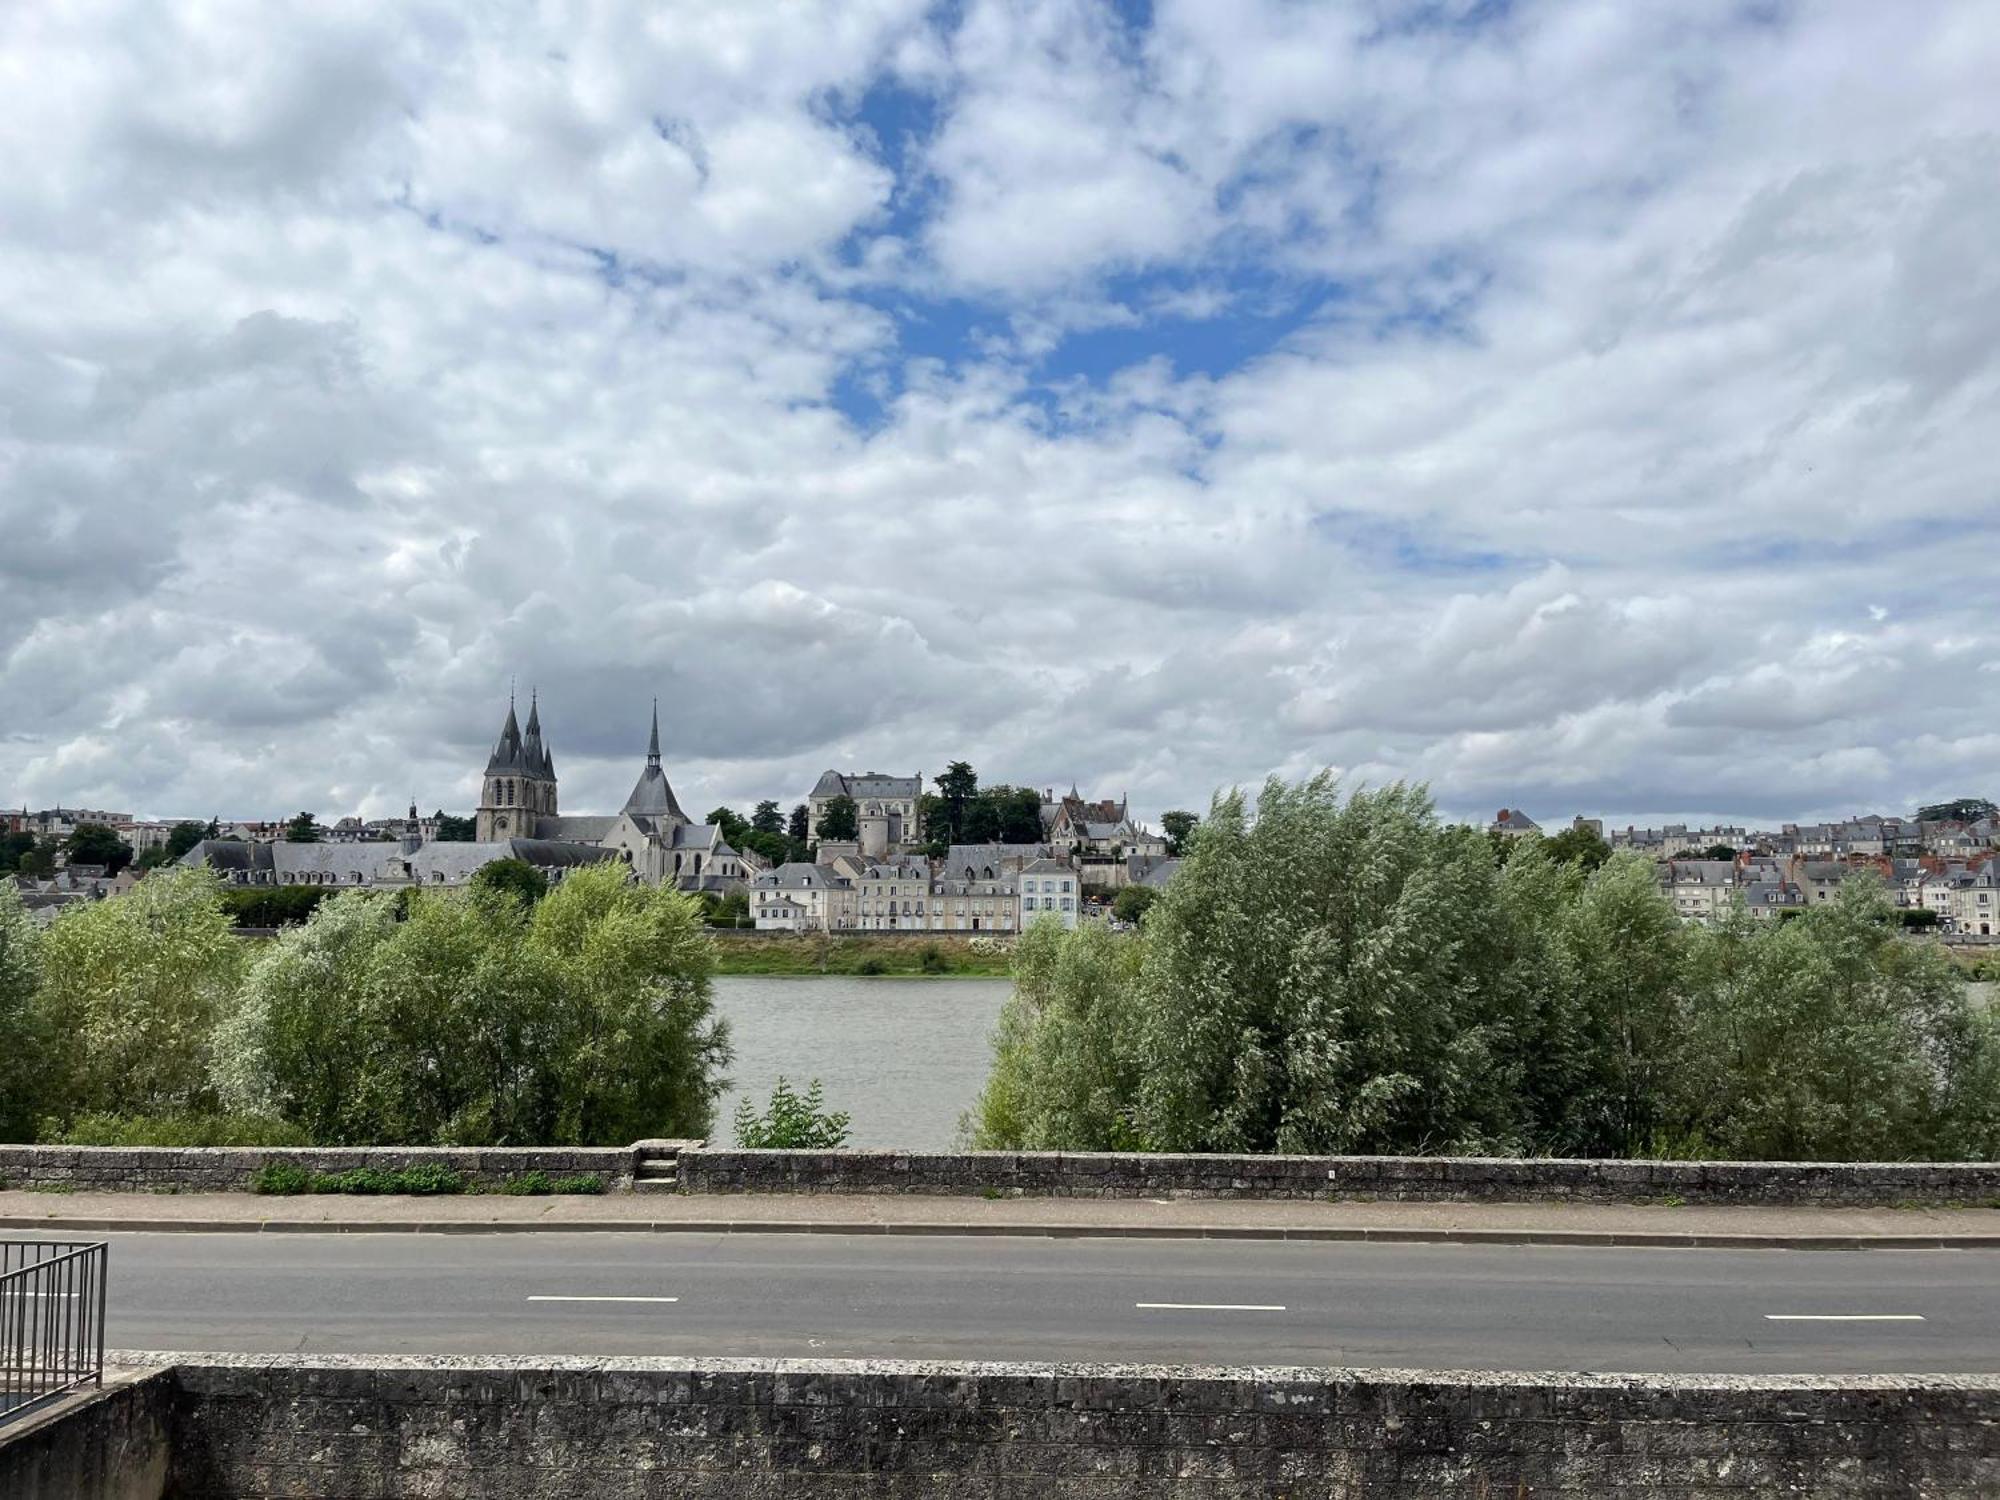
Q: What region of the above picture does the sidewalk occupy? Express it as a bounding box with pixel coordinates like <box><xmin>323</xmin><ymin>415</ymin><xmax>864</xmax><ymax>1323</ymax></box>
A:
<box><xmin>4</xmin><ymin>1189</ymin><xmax>1999</xmax><ymax>1249</ymax></box>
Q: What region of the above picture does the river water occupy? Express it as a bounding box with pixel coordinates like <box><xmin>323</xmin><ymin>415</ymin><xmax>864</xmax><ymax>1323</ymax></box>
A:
<box><xmin>711</xmin><ymin>976</ymin><xmax>1012</xmax><ymax>1149</ymax></box>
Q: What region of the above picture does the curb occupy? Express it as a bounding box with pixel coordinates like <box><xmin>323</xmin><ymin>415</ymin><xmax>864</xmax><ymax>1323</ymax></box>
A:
<box><xmin>3</xmin><ymin>1215</ymin><xmax>1997</xmax><ymax>1250</ymax></box>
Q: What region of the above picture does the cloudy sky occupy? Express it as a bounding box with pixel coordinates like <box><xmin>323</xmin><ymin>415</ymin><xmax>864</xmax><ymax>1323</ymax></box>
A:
<box><xmin>3</xmin><ymin>1</ymin><xmax>1997</xmax><ymax>831</ymax></box>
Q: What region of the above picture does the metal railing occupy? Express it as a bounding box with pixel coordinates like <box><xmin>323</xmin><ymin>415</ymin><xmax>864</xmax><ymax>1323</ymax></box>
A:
<box><xmin>0</xmin><ymin>1240</ymin><xmax>107</xmax><ymax>1426</ymax></box>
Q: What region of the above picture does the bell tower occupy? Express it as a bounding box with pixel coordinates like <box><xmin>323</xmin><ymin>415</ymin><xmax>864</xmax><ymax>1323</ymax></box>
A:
<box><xmin>476</xmin><ymin>688</ymin><xmax>558</xmax><ymax>841</ymax></box>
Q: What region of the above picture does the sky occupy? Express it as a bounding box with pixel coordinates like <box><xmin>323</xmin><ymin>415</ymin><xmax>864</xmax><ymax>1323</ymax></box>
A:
<box><xmin>2</xmin><ymin>0</ymin><xmax>1997</xmax><ymax>832</ymax></box>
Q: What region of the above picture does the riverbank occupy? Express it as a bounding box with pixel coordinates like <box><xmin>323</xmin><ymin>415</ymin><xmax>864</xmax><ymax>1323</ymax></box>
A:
<box><xmin>708</xmin><ymin>931</ymin><xmax>1014</xmax><ymax>976</ymax></box>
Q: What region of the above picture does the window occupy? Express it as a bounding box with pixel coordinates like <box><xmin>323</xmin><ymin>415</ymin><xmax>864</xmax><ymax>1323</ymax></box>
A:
<box><xmin>1024</xmin><ymin>897</ymin><xmax>1036</xmax><ymax>911</ymax></box>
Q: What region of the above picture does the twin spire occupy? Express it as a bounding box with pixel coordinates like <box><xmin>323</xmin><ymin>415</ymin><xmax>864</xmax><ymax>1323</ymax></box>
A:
<box><xmin>484</xmin><ymin>687</ymin><xmax>555</xmax><ymax>779</ymax></box>
<box><xmin>485</xmin><ymin>689</ymin><xmax>684</xmax><ymax>823</ymax></box>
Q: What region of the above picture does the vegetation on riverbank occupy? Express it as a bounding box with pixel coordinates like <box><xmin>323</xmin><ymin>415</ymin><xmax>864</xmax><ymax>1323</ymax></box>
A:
<box><xmin>973</xmin><ymin>775</ymin><xmax>2000</xmax><ymax>1163</ymax></box>
<box><xmin>0</xmin><ymin>867</ymin><xmax>731</xmax><ymax>1148</ymax></box>
<box><xmin>709</xmin><ymin>932</ymin><xmax>1014</xmax><ymax>977</ymax></box>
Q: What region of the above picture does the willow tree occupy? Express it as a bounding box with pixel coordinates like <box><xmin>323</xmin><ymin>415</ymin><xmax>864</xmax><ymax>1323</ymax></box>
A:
<box><xmin>34</xmin><ymin>868</ymin><xmax>244</xmax><ymax>1125</ymax></box>
<box><xmin>221</xmin><ymin>866</ymin><xmax>731</xmax><ymax>1145</ymax></box>
<box><xmin>0</xmin><ymin>882</ymin><xmax>48</xmax><ymax>1140</ymax></box>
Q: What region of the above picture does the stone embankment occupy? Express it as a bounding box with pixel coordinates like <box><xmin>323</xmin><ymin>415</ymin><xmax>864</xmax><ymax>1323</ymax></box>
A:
<box><xmin>6</xmin><ymin>1142</ymin><xmax>2000</xmax><ymax>1205</ymax></box>
<box><xmin>3</xmin><ymin>1355</ymin><xmax>1994</xmax><ymax>1498</ymax></box>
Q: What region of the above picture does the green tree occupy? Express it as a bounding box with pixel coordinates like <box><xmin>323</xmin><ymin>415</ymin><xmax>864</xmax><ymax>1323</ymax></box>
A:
<box><xmin>34</xmin><ymin>868</ymin><xmax>245</xmax><ymax>1126</ymax></box>
<box><xmin>1159</xmin><ymin>810</ymin><xmax>1199</xmax><ymax>857</ymax></box>
<box><xmin>703</xmin><ymin>889</ymin><xmax>750</xmax><ymax>928</ymax></box>
<box><xmin>471</xmin><ymin>857</ymin><xmax>550</xmax><ymax>906</ymax></box>
<box><xmin>284</xmin><ymin>811</ymin><xmax>321</xmax><ymax>843</ymax></box>
<box><xmin>17</xmin><ymin>838</ymin><xmax>57</xmax><ymax>877</ymax></box>
<box><xmin>62</xmin><ymin>822</ymin><xmax>132</xmax><ymax>875</ymax></box>
<box><xmin>788</xmin><ymin>803</ymin><xmax>810</xmax><ymax>845</ymax></box>
<box><xmin>432</xmin><ymin>812</ymin><xmax>476</xmax><ymax>842</ymax></box>
<box><xmin>934</xmin><ymin>762</ymin><xmax>978</xmax><ymax>845</ymax></box>
<box><xmin>0</xmin><ymin>828</ymin><xmax>36</xmax><ymax>873</ymax></box>
<box><xmin>0</xmin><ymin>883</ymin><xmax>49</xmax><ymax>1140</ymax></box>
<box><xmin>740</xmin><ymin>829</ymin><xmax>790</xmax><ymax>866</ymax></box>
<box><xmin>706</xmin><ymin>806</ymin><xmax>752</xmax><ymax>845</ymax></box>
<box><xmin>218</xmin><ymin>867</ymin><xmax>731</xmax><ymax>1145</ymax></box>
<box><xmin>970</xmin><ymin>919</ymin><xmax>1146</xmax><ymax>1151</ymax></box>
<box><xmin>165</xmin><ymin>821</ymin><xmax>207</xmax><ymax>861</ymax></box>
<box><xmin>1917</xmin><ymin>798</ymin><xmax>1996</xmax><ymax>823</ymax></box>
<box><xmin>1675</xmin><ymin>879</ymin><xmax>1999</xmax><ymax>1161</ymax></box>
<box><xmin>1111</xmin><ymin>885</ymin><xmax>1160</xmax><ymax>925</ymax></box>
<box><xmin>815</xmin><ymin>794</ymin><xmax>858</xmax><ymax>842</ymax></box>
<box><xmin>751</xmin><ymin>800</ymin><xmax>785</xmax><ymax>837</ymax></box>
<box><xmin>733</xmin><ymin>1076</ymin><xmax>851</xmax><ymax>1148</ymax></box>
<box><xmin>1700</xmin><ymin>843</ymin><xmax>1738</xmax><ymax>861</ymax></box>
<box><xmin>1542</xmin><ymin>824</ymin><xmax>1614</xmax><ymax>871</ymax></box>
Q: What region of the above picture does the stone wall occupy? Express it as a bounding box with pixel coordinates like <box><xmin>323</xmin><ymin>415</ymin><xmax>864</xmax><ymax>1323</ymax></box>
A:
<box><xmin>60</xmin><ymin>1354</ymin><xmax>1998</xmax><ymax>1497</ymax></box>
<box><xmin>7</xmin><ymin>1142</ymin><xmax>2000</xmax><ymax>1205</ymax></box>
<box><xmin>678</xmin><ymin>1147</ymin><xmax>2000</xmax><ymax>1206</ymax></box>
<box><xmin>0</xmin><ymin>1372</ymin><xmax>174</xmax><ymax>1500</ymax></box>
<box><xmin>0</xmin><ymin>1144</ymin><xmax>632</xmax><ymax>1194</ymax></box>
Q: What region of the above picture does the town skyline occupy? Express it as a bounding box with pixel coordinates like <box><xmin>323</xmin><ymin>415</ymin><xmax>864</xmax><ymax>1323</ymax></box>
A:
<box><xmin>5</xmin><ymin>676</ymin><xmax>1990</xmax><ymax>841</ymax></box>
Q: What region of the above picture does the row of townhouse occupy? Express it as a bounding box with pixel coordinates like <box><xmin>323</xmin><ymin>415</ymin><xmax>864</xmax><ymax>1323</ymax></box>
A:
<box><xmin>748</xmin><ymin>853</ymin><xmax>1085</xmax><ymax>935</ymax></box>
<box><xmin>1595</xmin><ymin>812</ymin><xmax>2000</xmax><ymax>860</ymax></box>
<box><xmin>1663</xmin><ymin>853</ymin><xmax>2000</xmax><ymax>934</ymax></box>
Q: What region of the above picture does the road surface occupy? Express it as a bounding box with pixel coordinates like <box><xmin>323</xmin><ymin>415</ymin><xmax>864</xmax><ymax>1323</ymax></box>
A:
<box><xmin>70</xmin><ymin>1230</ymin><xmax>2000</xmax><ymax>1373</ymax></box>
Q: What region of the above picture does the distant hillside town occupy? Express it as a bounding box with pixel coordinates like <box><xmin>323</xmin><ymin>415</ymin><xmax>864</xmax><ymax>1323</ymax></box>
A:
<box><xmin>3</xmin><ymin>691</ymin><xmax>1184</xmax><ymax>931</ymax></box>
<box><xmin>8</xmin><ymin>703</ymin><xmax>1993</xmax><ymax>937</ymax></box>
<box><xmin>1488</xmin><ymin>804</ymin><xmax>2000</xmax><ymax>937</ymax></box>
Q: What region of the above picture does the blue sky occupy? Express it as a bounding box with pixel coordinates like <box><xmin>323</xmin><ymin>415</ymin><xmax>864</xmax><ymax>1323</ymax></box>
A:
<box><xmin>1</xmin><ymin>0</ymin><xmax>1997</xmax><ymax>829</ymax></box>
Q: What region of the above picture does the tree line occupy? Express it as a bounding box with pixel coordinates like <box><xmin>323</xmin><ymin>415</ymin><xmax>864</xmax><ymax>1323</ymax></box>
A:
<box><xmin>0</xmin><ymin>866</ymin><xmax>729</xmax><ymax>1148</ymax></box>
<box><xmin>972</xmin><ymin>775</ymin><xmax>2000</xmax><ymax>1163</ymax></box>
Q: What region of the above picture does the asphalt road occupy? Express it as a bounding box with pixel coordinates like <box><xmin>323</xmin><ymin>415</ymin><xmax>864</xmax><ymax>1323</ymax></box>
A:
<box><xmin>72</xmin><ymin>1231</ymin><xmax>2000</xmax><ymax>1374</ymax></box>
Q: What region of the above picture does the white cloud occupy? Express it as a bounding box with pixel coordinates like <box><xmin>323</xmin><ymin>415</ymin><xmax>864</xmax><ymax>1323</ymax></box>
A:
<box><xmin>2</xmin><ymin>0</ymin><xmax>1997</xmax><ymax>831</ymax></box>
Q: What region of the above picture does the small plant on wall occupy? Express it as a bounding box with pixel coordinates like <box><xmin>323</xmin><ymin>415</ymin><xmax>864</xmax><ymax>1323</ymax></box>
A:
<box><xmin>734</xmin><ymin>1077</ymin><xmax>852</xmax><ymax>1149</ymax></box>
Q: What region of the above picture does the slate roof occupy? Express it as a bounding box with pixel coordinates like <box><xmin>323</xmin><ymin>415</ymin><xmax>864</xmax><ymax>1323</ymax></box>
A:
<box><xmin>1127</xmin><ymin>854</ymin><xmax>1182</xmax><ymax>889</ymax></box>
<box><xmin>534</xmin><ymin>814</ymin><xmax>620</xmax><ymax>842</ymax></box>
<box><xmin>943</xmin><ymin>843</ymin><xmax>1047</xmax><ymax>879</ymax></box>
<box><xmin>812</xmin><ymin>770</ymin><xmax>920</xmax><ymax>800</ymax></box>
<box><xmin>751</xmin><ymin>863</ymin><xmax>851</xmax><ymax>890</ymax></box>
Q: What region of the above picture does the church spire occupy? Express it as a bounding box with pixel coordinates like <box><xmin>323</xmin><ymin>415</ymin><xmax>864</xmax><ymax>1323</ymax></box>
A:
<box><xmin>647</xmin><ymin>698</ymin><xmax>661</xmax><ymax>764</ymax></box>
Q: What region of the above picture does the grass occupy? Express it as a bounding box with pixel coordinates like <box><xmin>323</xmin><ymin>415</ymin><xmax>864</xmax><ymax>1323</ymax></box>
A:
<box><xmin>251</xmin><ymin>1162</ymin><xmax>605</xmax><ymax>1196</ymax></box>
<box><xmin>710</xmin><ymin>932</ymin><xmax>1014</xmax><ymax>977</ymax></box>
<box><xmin>497</xmin><ymin>1171</ymin><xmax>605</xmax><ymax>1196</ymax></box>
<box><xmin>251</xmin><ymin>1162</ymin><xmax>467</xmax><ymax>1196</ymax></box>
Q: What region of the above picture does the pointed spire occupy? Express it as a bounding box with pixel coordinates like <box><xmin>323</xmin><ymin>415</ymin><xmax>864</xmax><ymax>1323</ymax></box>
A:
<box><xmin>647</xmin><ymin>698</ymin><xmax>661</xmax><ymax>764</ymax></box>
<box><xmin>486</xmin><ymin>689</ymin><xmax>526</xmax><ymax>773</ymax></box>
<box><xmin>520</xmin><ymin>686</ymin><xmax>550</xmax><ymax>777</ymax></box>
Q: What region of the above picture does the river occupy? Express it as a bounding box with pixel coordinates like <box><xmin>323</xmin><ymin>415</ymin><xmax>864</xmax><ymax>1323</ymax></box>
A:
<box><xmin>711</xmin><ymin>976</ymin><xmax>1011</xmax><ymax>1150</ymax></box>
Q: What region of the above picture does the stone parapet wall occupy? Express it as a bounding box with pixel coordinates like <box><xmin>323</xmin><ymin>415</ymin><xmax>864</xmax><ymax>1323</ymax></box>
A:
<box><xmin>6</xmin><ymin>1142</ymin><xmax>2000</xmax><ymax>1205</ymax></box>
<box><xmin>0</xmin><ymin>1372</ymin><xmax>173</xmax><ymax>1500</ymax></box>
<box><xmin>678</xmin><ymin>1147</ymin><xmax>2000</xmax><ymax>1206</ymax></box>
<box><xmin>59</xmin><ymin>1354</ymin><xmax>1996</xmax><ymax>1498</ymax></box>
<box><xmin>0</xmin><ymin>1144</ymin><xmax>632</xmax><ymax>1194</ymax></box>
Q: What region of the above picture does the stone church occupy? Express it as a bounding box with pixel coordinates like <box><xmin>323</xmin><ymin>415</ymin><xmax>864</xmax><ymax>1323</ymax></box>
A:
<box><xmin>476</xmin><ymin>693</ymin><xmax>751</xmax><ymax>893</ymax></box>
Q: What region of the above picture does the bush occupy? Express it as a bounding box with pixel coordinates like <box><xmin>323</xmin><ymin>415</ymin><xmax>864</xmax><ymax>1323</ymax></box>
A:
<box><xmin>0</xmin><ymin>883</ymin><xmax>48</xmax><ymax>1142</ymax></box>
<box><xmin>972</xmin><ymin>774</ymin><xmax>2000</xmax><ymax>1162</ymax></box>
<box><xmin>734</xmin><ymin>1077</ymin><xmax>852</xmax><ymax>1149</ymax></box>
<box><xmin>217</xmin><ymin>868</ymin><xmax>732</xmax><ymax>1146</ymax></box>
<box><xmin>855</xmin><ymin>956</ymin><xmax>888</xmax><ymax>976</ymax></box>
<box><xmin>499</xmin><ymin>1171</ymin><xmax>605</xmax><ymax>1195</ymax></box>
<box><xmin>55</xmin><ymin>1112</ymin><xmax>310</xmax><ymax>1147</ymax></box>
<box><xmin>312</xmin><ymin>1164</ymin><xmax>466</xmax><ymax>1196</ymax></box>
<box><xmin>470</xmin><ymin>858</ymin><xmax>548</xmax><ymax>907</ymax></box>
<box><xmin>221</xmin><ymin>885</ymin><xmax>333</xmax><ymax>929</ymax></box>
<box><xmin>34</xmin><ymin>869</ymin><xmax>244</xmax><ymax>1129</ymax></box>
<box><xmin>919</xmin><ymin>944</ymin><xmax>950</xmax><ymax>974</ymax></box>
<box><xmin>1111</xmin><ymin>885</ymin><xmax>1159</xmax><ymax>925</ymax></box>
<box><xmin>252</xmin><ymin>1162</ymin><xmax>313</xmax><ymax>1196</ymax></box>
